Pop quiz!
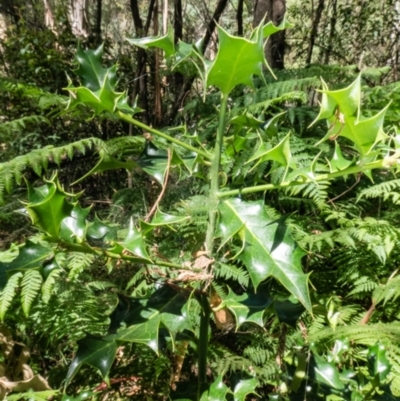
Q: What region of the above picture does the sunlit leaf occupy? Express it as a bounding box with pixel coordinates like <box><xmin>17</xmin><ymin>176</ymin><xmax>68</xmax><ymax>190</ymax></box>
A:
<box><xmin>217</xmin><ymin>199</ymin><xmax>311</xmax><ymax>311</ymax></box>
<box><xmin>25</xmin><ymin>177</ymin><xmax>74</xmax><ymax>238</ymax></box>
<box><xmin>0</xmin><ymin>241</ymin><xmax>53</xmax><ymax>288</ymax></box>
<box><xmin>368</xmin><ymin>342</ymin><xmax>391</xmax><ymax>384</ymax></box>
<box><xmin>313</xmin><ymin>353</ymin><xmax>345</xmax><ymax>390</ymax></box>
<box><xmin>233</xmin><ymin>377</ymin><xmax>258</xmax><ymax>401</ymax></box>
<box><xmin>60</xmin><ymin>204</ymin><xmax>90</xmax><ymax>243</ymax></box>
<box><xmin>199</xmin><ymin>375</ymin><xmax>230</xmax><ymax>401</ymax></box>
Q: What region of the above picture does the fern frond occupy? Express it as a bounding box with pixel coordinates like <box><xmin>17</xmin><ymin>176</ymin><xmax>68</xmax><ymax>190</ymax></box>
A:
<box><xmin>67</xmin><ymin>252</ymin><xmax>95</xmax><ymax>279</ymax></box>
<box><xmin>215</xmin><ymin>263</ymin><xmax>249</xmax><ymax>287</ymax></box>
<box><xmin>0</xmin><ymin>272</ymin><xmax>23</xmax><ymax>320</ymax></box>
<box><xmin>21</xmin><ymin>270</ymin><xmax>43</xmax><ymax>316</ymax></box>
<box><xmin>42</xmin><ymin>268</ymin><xmax>62</xmax><ymax>304</ymax></box>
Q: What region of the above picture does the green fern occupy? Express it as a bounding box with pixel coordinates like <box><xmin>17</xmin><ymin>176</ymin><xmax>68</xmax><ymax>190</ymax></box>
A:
<box><xmin>0</xmin><ymin>272</ymin><xmax>23</xmax><ymax>320</ymax></box>
<box><xmin>215</xmin><ymin>262</ymin><xmax>249</xmax><ymax>287</ymax></box>
<box><xmin>41</xmin><ymin>268</ymin><xmax>62</xmax><ymax>304</ymax></box>
<box><xmin>21</xmin><ymin>270</ymin><xmax>43</xmax><ymax>316</ymax></box>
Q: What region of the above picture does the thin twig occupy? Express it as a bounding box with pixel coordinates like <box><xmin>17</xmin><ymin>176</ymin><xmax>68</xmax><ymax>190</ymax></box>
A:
<box><xmin>144</xmin><ymin>148</ymin><xmax>172</xmax><ymax>222</ymax></box>
<box><xmin>327</xmin><ymin>173</ymin><xmax>361</xmax><ymax>205</ymax></box>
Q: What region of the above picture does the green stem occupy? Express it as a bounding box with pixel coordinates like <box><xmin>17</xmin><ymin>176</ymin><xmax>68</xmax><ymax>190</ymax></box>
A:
<box><xmin>116</xmin><ymin>111</ymin><xmax>211</xmax><ymax>160</ymax></box>
<box><xmin>217</xmin><ymin>159</ymin><xmax>386</xmax><ymax>198</ymax></box>
<box><xmin>196</xmin><ymin>94</ymin><xmax>228</xmax><ymax>399</ymax></box>
<box><xmin>51</xmin><ymin>240</ymin><xmax>184</xmax><ymax>269</ymax></box>
<box><xmin>205</xmin><ymin>94</ymin><xmax>228</xmax><ymax>251</ymax></box>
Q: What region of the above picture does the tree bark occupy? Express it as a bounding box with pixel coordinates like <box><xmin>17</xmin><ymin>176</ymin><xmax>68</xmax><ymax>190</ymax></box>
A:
<box><xmin>130</xmin><ymin>0</ymin><xmax>156</xmax><ymax>125</ymax></box>
<box><xmin>306</xmin><ymin>0</ymin><xmax>324</xmax><ymax>65</ymax></box>
<box><xmin>237</xmin><ymin>0</ymin><xmax>244</xmax><ymax>36</ymax></box>
<box><xmin>43</xmin><ymin>0</ymin><xmax>56</xmax><ymax>32</ymax></box>
<box><xmin>173</xmin><ymin>0</ymin><xmax>184</xmax><ymax>93</ymax></box>
<box><xmin>94</xmin><ymin>0</ymin><xmax>102</xmax><ymax>45</ymax></box>
<box><xmin>254</xmin><ymin>0</ymin><xmax>286</xmax><ymax>69</ymax></box>
<box><xmin>324</xmin><ymin>0</ymin><xmax>337</xmax><ymax>64</ymax></box>
<box><xmin>69</xmin><ymin>0</ymin><xmax>90</xmax><ymax>37</ymax></box>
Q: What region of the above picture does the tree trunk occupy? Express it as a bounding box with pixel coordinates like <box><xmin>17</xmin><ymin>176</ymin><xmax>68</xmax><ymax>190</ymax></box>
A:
<box><xmin>94</xmin><ymin>0</ymin><xmax>102</xmax><ymax>45</ymax></box>
<box><xmin>237</xmin><ymin>0</ymin><xmax>244</xmax><ymax>36</ymax></box>
<box><xmin>324</xmin><ymin>0</ymin><xmax>337</xmax><ymax>64</ymax></box>
<box><xmin>167</xmin><ymin>0</ymin><xmax>229</xmax><ymax>121</ymax></box>
<box><xmin>43</xmin><ymin>0</ymin><xmax>55</xmax><ymax>31</ymax></box>
<box><xmin>254</xmin><ymin>0</ymin><xmax>286</xmax><ymax>69</ymax></box>
<box><xmin>69</xmin><ymin>0</ymin><xmax>90</xmax><ymax>37</ymax></box>
<box><xmin>173</xmin><ymin>0</ymin><xmax>184</xmax><ymax>94</ymax></box>
<box><xmin>130</xmin><ymin>0</ymin><xmax>156</xmax><ymax>125</ymax></box>
<box><xmin>306</xmin><ymin>0</ymin><xmax>324</xmax><ymax>65</ymax></box>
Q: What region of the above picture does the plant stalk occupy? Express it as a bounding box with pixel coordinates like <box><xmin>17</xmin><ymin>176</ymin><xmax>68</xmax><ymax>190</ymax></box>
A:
<box><xmin>217</xmin><ymin>159</ymin><xmax>388</xmax><ymax>198</ymax></box>
<box><xmin>197</xmin><ymin>94</ymin><xmax>228</xmax><ymax>398</ymax></box>
<box><xmin>116</xmin><ymin>111</ymin><xmax>211</xmax><ymax>160</ymax></box>
<box><xmin>205</xmin><ymin>94</ymin><xmax>228</xmax><ymax>251</ymax></box>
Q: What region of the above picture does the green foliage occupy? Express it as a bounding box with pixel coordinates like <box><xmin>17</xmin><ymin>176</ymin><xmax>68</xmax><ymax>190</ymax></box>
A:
<box><xmin>2</xmin><ymin>13</ymin><xmax>400</xmax><ymax>401</ymax></box>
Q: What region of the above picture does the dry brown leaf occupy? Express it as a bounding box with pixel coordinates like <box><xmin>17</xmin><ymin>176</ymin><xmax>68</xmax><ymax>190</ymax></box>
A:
<box><xmin>192</xmin><ymin>255</ymin><xmax>214</xmax><ymax>270</ymax></box>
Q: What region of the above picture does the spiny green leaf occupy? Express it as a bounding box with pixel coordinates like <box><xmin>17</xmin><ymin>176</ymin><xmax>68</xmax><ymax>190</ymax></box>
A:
<box><xmin>328</xmin><ymin>142</ymin><xmax>353</xmax><ymax>172</ymax></box>
<box><xmin>115</xmin><ymin>286</ymin><xmax>193</xmax><ymax>353</ymax></box>
<box><xmin>200</xmin><ymin>375</ymin><xmax>231</xmax><ymax>401</ymax></box>
<box><xmin>218</xmin><ymin>288</ymin><xmax>272</xmax><ymax>329</ymax></box>
<box><xmin>233</xmin><ymin>377</ymin><xmax>258</xmax><ymax>401</ymax></box>
<box><xmin>313</xmin><ymin>353</ymin><xmax>345</xmax><ymax>390</ymax></box>
<box><xmin>121</xmin><ymin>218</ymin><xmax>152</xmax><ymax>261</ymax></box>
<box><xmin>60</xmin><ymin>204</ymin><xmax>90</xmax><ymax>243</ymax></box>
<box><xmin>0</xmin><ymin>241</ymin><xmax>53</xmax><ymax>288</ymax></box>
<box><xmin>126</xmin><ymin>26</ymin><xmax>175</xmax><ymax>57</ymax></box>
<box><xmin>25</xmin><ymin>177</ymin><xmax>74</xmax><ymax>238</ymax></box>
<box><xmin>206</xmin><ymin>23</ymin><xmax>266</xmax><ymax>95</ymax></box>
<box><xmin>368</xmin><ymin>342</ymin><xmax>391</xmax><ymax>384</ymax></box>
<box><xmin>65</xmin><ymin>334</ymin><xmax>118</xmax><ymax>387</ymax></box>
<box><xmin>217</xmin><ymin>199</ymin><xmax>311</xmax><ymax>311</ymax></box>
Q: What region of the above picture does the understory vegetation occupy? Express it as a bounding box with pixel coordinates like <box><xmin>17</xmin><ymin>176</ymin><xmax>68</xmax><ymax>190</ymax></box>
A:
<box><xmin>1</xmin><ymin>1</ymin><xmax>400</xmax><ymax>400</ymax></box>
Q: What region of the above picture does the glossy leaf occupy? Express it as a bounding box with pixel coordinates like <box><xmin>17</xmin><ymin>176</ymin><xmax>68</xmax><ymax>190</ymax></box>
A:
<box><xmin>126</xmin><ymin>26</ymin><xmax>175</xmax><ymax>57</ymax></box>
<box><xmin>72</xmin><ymin>151</ymin><xmax>138</xmax><ymax>185</ymax></box>
<box><xmin>328</xmin><ymin>142</ymin><xmax>353</xmax><ymax>172</ymax></box>
<box><xmin>86</xmin><ymin>216</ymin><xmax>118</xmax><ymax>244</ymax></box>
<box><xmin>199</xmin><ymin>375</ymin><xmax>230</xmax><ymax>401</ymax></box>
<box><xmin>218</xmin><ymin>288</ymin><xmax>272</xmax><ymax>329</ymax></box>
<box><xmin>66</xmin><ymin>45</ymin><xmax>137</xmax><ymax>115</ymax></box>
<box><xmin>314</xmin><ymin>76</ymin><xmax>389</xmax><ymax>156</ymax></box>
<box><xmin>368</xmin><ymin>342</ymin><xmax>391</xmax><ymax>384</ymax></box>
<box><xmin>115</xmin><ymin>286</ymin><xmax>193</xmax><ymax>353</ymax></box>
<box><xmin>261</xmin><ymin>15</ymin><xmax>292</xmax><ymax>39</ymax></box>
<box><xmin>65</xmin><ymin>334</ymin><xmax>118</xmax><ymax>387</ymax></box>
<box><xmin>0</xmin><ymin>241</ymin><xmax>53</xmax><ymax>288</ymax></box>
<box><xmin>206</xmin><ymin>23</ymin><xmax>266</xmax><ymax>95</ymax></box>
<box><xmin>313</xmin><ymin>353</ymin><xmax>345</xmax><ymax>390</ymax></box>
<box><xmin>246</xmin><ymin>133</ymin><xmax>292</xmax><ymax>170</ymax></box>
<box><xmin>60</xmin><ymin>204</ymin><xmax>90</xmax><ymax>243</ymax></box>
<box><xmin>233</xmin><ymin>377</ymin><xmax>258</xmax><ymax>401</ymax></box>
<box><xmin>273</xmin><ymin>298</ymin><xmax>305</xmax><ymax>328</ymax></box>
<box><xmin>217</xmin><ymin>199</ymin><xmax>311</xmax><ymax>311</ymax></box>
<box><xmin>122</xmin><ymin>218</ymin><xmax>152</xmax><ymax>261</ymax></box>
<box><xmin>140</xmin><ymin>210</ymin><xmax>190</xmax><ymax>235</ymax></box>
<box><xmin>25</xmin><ymin>178</ymin><xmax>74</xmax><ymax>238</ymax></box>
<box><xmin>74</xmin><ymin>44</ymin><xmax>116</xmax><ymax>91</ymax></box>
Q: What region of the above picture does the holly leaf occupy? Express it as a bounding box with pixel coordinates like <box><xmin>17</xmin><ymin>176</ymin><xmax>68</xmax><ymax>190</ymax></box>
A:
<box><xmin>273</xmin><ymin>298</ymin><xmax>305</xmax><ymax>328</ymax></box>
<box><xmin>0</xmin><ymin>240</ymin><xmax>53</xmax><ymax>288</ymax></box>
<box><xmin>368</xmin><ymin>342</ymin><xmax>391</xmax><ymax>384</ymax></box>
<box><xmin>206</xmin><ymin>23</ymin><xmax>267</xmax><ymax>95</ymax></box>
<box><xmin>261</xmin><ymin>15</ymin><xmax>292</xmax><ymax>39</ymax></box>
<box><xmin>233</xmin><ymin>377</ymin><xmax>259</xmax><ymax>401</ymax></box>
<box><xmin>121</xmin><ymin>218</ymin><xmax>152</xmax><ymax>262</ymax></box>
<box><xmin>328</xmin><ymin>142</ymin><xmax>353</xmax><ymax>172</ymax></box>
<box><xmin>200</xmin><ymin>375</ymin><xmax>231</xmax><ymax>401</ymax></box>
<box><xmin>86</xmin><ymin>216</ymin><xmax>118</xmax><ymax>244</ymax></box>
<box><xmin>25</xmin><ymin>177</ymin><xmax>74</xmax><ymax>239</ymax></box>
<box><xmin>217</xmin><ymin>199</ymin><xmax>311</xmax><ymax>312</ymax></box>
<box><xmin>218</xmin><ymin>288</ymin><xmax>272</xmax><ymax>329</ymax></box>
<box><xmin>313</xmin><ymin>353</ymin><xmax>345</xmax><ymax>390</ymax></box>
<box><xmin>246</xmin><ymin>133</ymin><xmax>292</xmax><ymax>171</ymax></box>
<box><xmin>127</xmin><ymin>26</ymin><xmax>175</xmax><ymax>57</ymax></box>
<box><xmin>60</xmin><ymin>204</ymin><xmax>90</xmax><ymax>243</ymax></box>
<box><xmin>140</xmin><ymin>210</ymin><xmax>190</xmax><ymax>235</ymax></box>
<box><xmin>65</xmin><ymin>334</ymin><xmax>118</xmax><ymax>387</ymax></box>
<box><xmin>67</xmin><ymin>45</ymin><xmax>138</xmax><ymax>115</ymax></box>
<box><xmin>115</xmin><ymin>286</ymin><xmax>193</xmax><ymax>353</ymax></box>
<box><xmin>72</xmin><ymin>150</ymin><xmax>138</xmax><ymax>185</ymax></box>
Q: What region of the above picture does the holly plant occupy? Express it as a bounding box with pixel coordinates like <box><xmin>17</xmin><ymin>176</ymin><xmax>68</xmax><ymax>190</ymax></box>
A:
<box><xmin>1</xmin><ymin>18</ymin><xmax>400</xmax><ymax>401</ymax></box>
